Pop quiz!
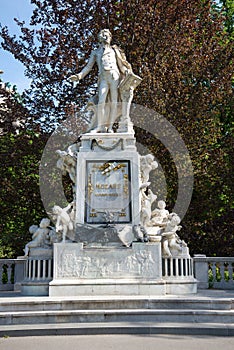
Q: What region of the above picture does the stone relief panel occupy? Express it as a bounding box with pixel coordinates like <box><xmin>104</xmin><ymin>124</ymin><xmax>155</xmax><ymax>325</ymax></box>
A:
<box><xmin>55</xmin><ymin>244</ymin><xmax>160</xmax><ymax>279</ymax></box>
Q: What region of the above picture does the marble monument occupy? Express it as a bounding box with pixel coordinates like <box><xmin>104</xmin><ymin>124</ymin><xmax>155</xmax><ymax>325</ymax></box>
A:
<box><xmin>23</xmin><ymin>29</ymin><xmax>197</xmax><ymax>296</ymax></box>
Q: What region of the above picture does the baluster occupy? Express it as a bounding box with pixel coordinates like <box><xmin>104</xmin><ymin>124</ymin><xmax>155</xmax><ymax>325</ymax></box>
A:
<box><xmin>190</xmin><ymin>258</ymin><xmax>194</xmax><ymax>276</ymax></box>
<box><xmin>28</xmin><ymin>260</ymin><xmax>32</xmax><ymax>280</ymax></box>
<box><xmin>48</xmin><ymin>259</ymin><xmax>52</xmax><ymax>279</ymax></box>
<box><xmin>37</xmin><ymin>260</ymin><xmax>41</xmax><ymax>280</ymax></box>
<box><xmin>211</xmin><ymin>262</ymin><xmax>216</xmax><ymax>282</ymax></box>
<box><xmin>220</xmin><ymin>262</ymin><xmax>225</xmax><ymax>282</ymax></box>
<box><xmin>226</xmin><ymin>263</ymin><xmax>232</xmax><ymax>283</ymax></box>
<box><xmin>170</xmin><ymin>258</ymin><xmax>173</xmax><ymax>277</ymax></box>
<box><xmin>32</xmin><ymin>260</ymin><xmax>36</xmax><ymax>280</ymax></box>
<box><xmin>7</xmin><ymin>264</ymin><xmax>12</xmax><ymax>284</ymax></box>
<box><xmin>230</xmin><ymin>263</ymin><xmax>234</xmax><ymax>282</ymax></box>
<box><xmin>25</xmin><ymin>259</ymin><xmax>28</xmax><ymax>279</ymax></box>
<box><xmin>43</xmin><ymin>260</ymin><xmax>46</xmax><ymax>280</ymax></box>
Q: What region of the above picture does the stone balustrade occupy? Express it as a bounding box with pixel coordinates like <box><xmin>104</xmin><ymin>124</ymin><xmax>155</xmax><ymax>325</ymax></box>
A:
<box><xmin>25</xmin><ymin>257</ymin><xmax>53</xmax><ymax>281</ymax></box>
<box><xmin>162</xmin><ymin>257</ymin><xmax>194</xmax><ymax>279</ymax></box>
<box><xmin>0</xmin><ymin>259</ymin><xmax>26</xmax><ymax>291</ymax></box>
<box><xmin>1</xmin><ymin>256</ymin><xmax>234</xmax><ymax>293</ymax></box>
<box><xmin>0</xmin><ymin>259</ymin><xmax>15</xmax><ymax>291</ymax></box>
<box><xmin>194</xmin><ymin>256</ymin><xmax>234</xmax><ymax>289</ymax></box>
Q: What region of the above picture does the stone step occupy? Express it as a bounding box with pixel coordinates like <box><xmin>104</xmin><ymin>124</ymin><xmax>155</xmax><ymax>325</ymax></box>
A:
<box><xmin>0</xmin><ymin>296</ymin><xmax>233</xmax><ymax>312</ymax></box>
<box><xmin>1</xmin><ymin>308</ymin><xmax>234</xmax><ymax>325</ymax></box>
<box><xmin>0</xmin><ymin>321</ymin><xmax>234</xmax><ymax>337</ymax></box>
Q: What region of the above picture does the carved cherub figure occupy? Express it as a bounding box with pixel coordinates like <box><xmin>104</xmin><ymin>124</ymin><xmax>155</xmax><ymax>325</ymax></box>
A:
<box><xmin>161</xmin><ymin>213</ymin><xmax>185</xmax><ymax>257</ymax></box>
<box><xmin>140</xmin><ymin>189</ymin><xmax>157</xmax><ymax>227</ymax></box>
<box><xmin>24</xmin><ymin>218</ymin><xmax>51</xmax><ymax>257</ymax></box>
<box><xmin>150</xmin><ymin>200</ymin><xmax>169</xmax><ymax>227</ymax></box>
<box><xmin>53</xmin><ymin>203</ymin><xmax>74</xmax><ymax>242</ymax></box>
<box><xmin>140</xmin><ymin>154</ymin><xmax>158</xmax><ymax>185</ymax></box>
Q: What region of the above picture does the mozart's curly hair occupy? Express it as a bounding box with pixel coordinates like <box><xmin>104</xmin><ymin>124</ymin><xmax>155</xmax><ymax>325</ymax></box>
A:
<box><xmin>98</xmin><ymin>29</ymin><xmax>112</xmax><ymax>41</ymax></box>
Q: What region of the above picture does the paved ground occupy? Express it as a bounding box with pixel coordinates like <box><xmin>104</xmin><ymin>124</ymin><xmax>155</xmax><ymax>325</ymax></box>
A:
<box><xmin>0</xmin><ymin>334</ymin><xmax>234</xmax><ymax>350</ymax></box>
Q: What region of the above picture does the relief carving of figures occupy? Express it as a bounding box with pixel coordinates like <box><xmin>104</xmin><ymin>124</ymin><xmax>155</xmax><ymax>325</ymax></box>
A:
<box><xmin>69</xmin><ymin>29</ymin><xmax>142</xmax><ymax>133</ymax></box>
<box><xmin>57</xmin><ymin>249</ymin><xmax>156</xmax><ymax>278</ymax></box>
<box><xmin>80</xmin><ymin>256</ymin><xmax>92</xmax><ymax>277</ymax></box>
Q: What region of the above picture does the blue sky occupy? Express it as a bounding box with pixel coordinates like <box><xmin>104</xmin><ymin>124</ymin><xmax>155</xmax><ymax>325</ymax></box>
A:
<box><xmin>0</xmin><ymin>0</ymin><xmax>34</xmax><ymax>92</ymax></box>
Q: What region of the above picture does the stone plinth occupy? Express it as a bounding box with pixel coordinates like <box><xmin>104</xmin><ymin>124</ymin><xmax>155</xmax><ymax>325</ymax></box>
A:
<box><xmin>49</xmin><ymin>242</ymin><xmax>166</xmax><ymax>296</ymax></box>
<box><xmin>75</xmin><ymin>132</ymin><xmax>141</xmax><ymax>227</ymax></box>
<box><xmin>21</xmin><ymin>248</ymin><xmax>53</xmax><ymax>296</ymax></box>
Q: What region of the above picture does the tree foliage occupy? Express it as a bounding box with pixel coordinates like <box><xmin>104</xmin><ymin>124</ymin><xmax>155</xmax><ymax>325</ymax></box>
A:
<box><xmin>0</xmin><ymin>0</ymin><xmax>233</xmax><ymax>256</ymax></box>
<box><xmin>0</xmin><ymin>84</ymin><xmax>49</xmax><ymax>257</ymax></box>
<box><xmin>0</xmin><ymin>130</ymin><xmax>48</xmax><ymax>257</ymax></box>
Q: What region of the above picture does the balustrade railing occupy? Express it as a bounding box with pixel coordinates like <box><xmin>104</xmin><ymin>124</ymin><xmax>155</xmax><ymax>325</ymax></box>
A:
<box><xmin>194</xmin><ymin>256</ymin><xmax>234</xmax><ymax>289</ymax></box>
<box><xmin>25</xmin><ymin>258</ymin><xmax>53</xmax><ymax>282</ymax></box>
<box><xmin>1</xmin><ymin>256</ymin><xmax>234</xmax><ymax>292</ymax></box>
<box><xmin>162</xmin><ymin>257</ymin><xmax>194</xmax><ymax>279</ymax></box>
<box><xmin>0</xmin><ymin>259</ymin><xmax>16</xmax><ymax>291</ymax></box>
<box><xmin>0</xmin><ymin>258</ymin><xmax>26</xmax><ymax>292</ymax></box>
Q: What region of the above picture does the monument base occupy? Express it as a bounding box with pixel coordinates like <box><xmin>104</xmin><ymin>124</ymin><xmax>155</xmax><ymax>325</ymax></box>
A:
<box><xmin>49</xmin><ymin>279</ymin><xmax>166</xmax><ymax>297</ymax></box>
<box><xmin>49</xmin><ymin>242</ymin><xmax>165</xmax><ymax>297</ymax></box>
<box><xmin>21</xmin><ymin>281</ymin><xmax>50</xmax><ymax>296</ymax></box>
<box><xmin>20</xmin><ymin>248</ymin><xmax>53</xmax><ymax>296</ymax></box>
<box><xmin>164</xmin><ymin>279</ymin><xmax>197</xmax><ymax>295</ymax></box>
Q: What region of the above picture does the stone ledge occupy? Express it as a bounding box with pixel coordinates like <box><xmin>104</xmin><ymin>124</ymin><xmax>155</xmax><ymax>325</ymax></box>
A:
<box><xmin>0</xmin><ymin>322</ymin><xmax>233</xmax><ymax>337</ymax></box>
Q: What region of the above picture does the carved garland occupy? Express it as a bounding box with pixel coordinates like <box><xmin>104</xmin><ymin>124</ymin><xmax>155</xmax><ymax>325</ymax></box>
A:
<box><xmin>91</xmin><ymin>138</ymin><xmax>124</xmax><ymax>151</ymax></box>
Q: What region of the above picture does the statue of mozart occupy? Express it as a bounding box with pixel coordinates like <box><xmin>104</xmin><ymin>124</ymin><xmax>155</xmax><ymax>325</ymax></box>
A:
<box><xmin>69</xmin><ymin>29</ymin><xmax>142</xmax><ymax>133</ymax></box>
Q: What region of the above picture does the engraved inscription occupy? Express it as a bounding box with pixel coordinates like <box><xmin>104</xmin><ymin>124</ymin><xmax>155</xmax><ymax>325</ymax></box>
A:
<box><xmin>85</xmin><ymin>160</ymin><xmax>132</xmax><ymax>223</ymax></box>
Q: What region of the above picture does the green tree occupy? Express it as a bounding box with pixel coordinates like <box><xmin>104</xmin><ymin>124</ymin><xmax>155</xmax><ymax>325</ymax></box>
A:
<box><xmin>0</xmin><ymin>83</ymin><xmax>49</xmax><ymax>257</ymax></box>
<box><xmin>0</xmin><ymin>130</ymin><xmax>48</xmax><ymax>257</ymax></box>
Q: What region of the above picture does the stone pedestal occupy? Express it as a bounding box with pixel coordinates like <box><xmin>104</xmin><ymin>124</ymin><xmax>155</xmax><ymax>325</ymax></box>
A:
<box><xmin>75</xmin><ymin>132</ymin><xmax>141</xmax><ymax>228</ymax></box>
<box><xmin>48</xmin><ymin>130</ymin><xmax>197</xmax><ymax>296</ymax></box>
<box><xmin>49</xmin><ymin>242</ymin><xmax>166</xmax><ymax>296</ymax></box>
<box><xmin>21</xmin><ymin>248</ymin><xmax>53</xmax><ymax>296</ymax></box>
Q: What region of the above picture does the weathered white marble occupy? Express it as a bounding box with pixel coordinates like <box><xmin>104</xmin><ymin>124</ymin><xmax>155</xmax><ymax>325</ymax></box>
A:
<box><xmin>161</xmin><ymin>213</ymin><xmax>188</xmax><ymax>257</ymax></box>
<box><xmin>24</xmin><ymin>30</ymin><xmax>197</xmax><ymax>297</ymax></box>
<box><xmin>49</xmin><ymin>242</ymin><xmax>165</xmax><ymax>296</ymax></box>
<box><xmin>140</xmin><ymin>154</ymin><xmax>158</xmax><ymax>185</ymax></box>
<box><xmin>75</xmin><ymin>133</ymin><xmax>141</xmax><ymax>228</ymax></box>
<box><xmin>150</xmin><ymin>200</ymin><xmax>169</xmax><ymax>227</ymax></box>
<box><xmin>52</xmin><ymin>203</ymin><xmax>74</xmax><ymax>242</ymax></box>
<box><xmin>68</xmin><ymin>29</ymin><xmax>142</xmax><ymax>133</ymax></box>
<box><xmin>53</xmin><ymin>242</ymin><xmax>161</xmax><ymax>280</ymax></box>
<box><xmin>140</xmin><ymin>189</ymin><xmax>157</xmax><ymax>227</ymax></box>
<box><xmin>24</xmin><ymin>218</ymin><xmax>55</xmax><ymax>257</ymax></box>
